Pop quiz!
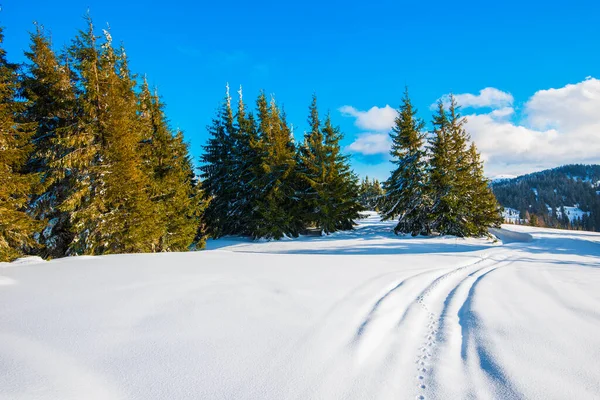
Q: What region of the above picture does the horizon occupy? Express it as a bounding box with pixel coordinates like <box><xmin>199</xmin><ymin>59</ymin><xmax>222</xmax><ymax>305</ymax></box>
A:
<box><xmin>3</xmin><ymin>1</ymin><xmax>600</xmax><ymax>181</ymax></box>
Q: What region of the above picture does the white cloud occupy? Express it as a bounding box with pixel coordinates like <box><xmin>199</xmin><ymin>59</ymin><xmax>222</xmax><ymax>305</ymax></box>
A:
<box><xmin>462</xmin><ymin>78</ymin><xmax>600</xmax><ymax>176</ymax></box>
<box><xmin>339</xmin><ymin>105</ymin><xmax>397</xmax><ymax>131</ymax></box>
<box><xmin>435</xmin><ymin>87</ymin><xmax>514</xmax><ymax>110</ymax></box>
<box><xmin>489</xmin><ymin>107</ymin><xmax>514</xmax><ymax>119</ymax></box>
<box><xmin>525</xmin><ymin>77</ymin><xmax>600</xmax><ymax>131</ymax></box>
<box><xmin>346</xmin><ymin>133</ymin><xmax>391</xmax><ymax>156</ymax></box>
<box><xmin>345</xmin><ymin>78</ymin><xmax>600</xmax><ymax>177</ymax></box>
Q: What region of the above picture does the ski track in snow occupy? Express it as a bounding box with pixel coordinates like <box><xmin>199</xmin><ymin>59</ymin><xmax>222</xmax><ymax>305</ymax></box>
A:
<box><xmin>1</xmin><ymin>213</ymin><xmax>599</xmax><ymax>399</ymax></box>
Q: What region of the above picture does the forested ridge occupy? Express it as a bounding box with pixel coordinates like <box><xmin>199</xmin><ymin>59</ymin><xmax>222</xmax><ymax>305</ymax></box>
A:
<box><xmin>493</xmin><ymin>164</ymin><xmax>600</xmax><ymax>231</ymax></box>
<box><xmin>1</xmin><ymin>17</ymin><xmax>501</xmax><ymax>262</ymax></box>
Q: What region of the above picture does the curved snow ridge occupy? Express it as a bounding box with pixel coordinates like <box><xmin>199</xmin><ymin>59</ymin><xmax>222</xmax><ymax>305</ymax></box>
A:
<box><xmin>489</xmin><ymin>227</ymin><xmax>533</xmax><ymax>244</ymax></box>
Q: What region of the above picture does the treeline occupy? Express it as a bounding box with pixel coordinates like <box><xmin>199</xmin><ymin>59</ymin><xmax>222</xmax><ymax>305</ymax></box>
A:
<box><xmin>200</xmin><ymin>90</ymin><xmax>362</xmax><ymax>239</ymax></box>
<box><xmin>1</xmin><ymin>17</ymin><xmax>503</xmax><ymax>262</ymax></box>
<box><xmin>378</xmin><ymin>90</ymin><xmax>502</xmax><ymax>236</ymax></box>
<box><xmin>492</xmin><ymin>164</ymin><xmax>600</xmax><ymax>231</ymax></box>
<box><xmin>358</xmin><ymin>177</ymin><xmax>384</xmax><ymax>210</ymax></box>
<box><xmin>1</xmin><ymin>20</ymin><xmax>202</xmax><ymax>261</ymax></box>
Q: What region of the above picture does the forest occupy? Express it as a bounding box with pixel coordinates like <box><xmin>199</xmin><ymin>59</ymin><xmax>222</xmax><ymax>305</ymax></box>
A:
<box><xmin>1</xmin><ymin>17</ymin><xmax>501</xmax><ymax>262</ymax></box>
<box><xmin>492</xmin><ymin>164</ymin><xmax>600</xmax><ymax>231</ymax></box>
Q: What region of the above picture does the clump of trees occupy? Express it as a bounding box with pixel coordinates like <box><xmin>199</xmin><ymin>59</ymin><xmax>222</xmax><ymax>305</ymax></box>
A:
<box><xmin>1</xmin><ymin>17</ymin><xmax>504</xmax><ymax>262</ymax></box>
<box><xmin>1</xmin><ymin>19</ymin><xmax>202</xmax><ymax>261</ymax></box>
<box><xmin>493</xmin><ymin>164</ymin><xmax>600</xmax><ymax>231</ymax></box>
<box><xmin>379</xmin><ymin>88</ymin><xmax>502</xmax><ymax>236</ymax></box>
<box><xmin>358</xmin><ymin>177</ymin><xmax>384</xmax><ymax>210</ymax></box>
<box><xmin>200</xmin><ymin>90</ymin><xmax>362</xmax><ymax>239</ymax></box>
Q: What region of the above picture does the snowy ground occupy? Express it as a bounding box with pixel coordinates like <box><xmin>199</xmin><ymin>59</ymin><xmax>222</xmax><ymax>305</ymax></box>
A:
<box><xmin>1</xmin><ymin>212</ymin><xmax>599</xmax><ymax>399</ymax></box>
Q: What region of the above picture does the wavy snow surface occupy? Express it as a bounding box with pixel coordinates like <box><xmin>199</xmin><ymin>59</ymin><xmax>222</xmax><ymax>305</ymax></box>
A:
<box><xmin>1</xmin><ymin>213</ymin><xmax>599</xmax><ymax>399</ymax></box>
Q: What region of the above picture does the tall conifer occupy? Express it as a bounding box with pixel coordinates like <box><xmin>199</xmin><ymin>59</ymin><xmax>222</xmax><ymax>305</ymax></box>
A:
<box><xmin>465</xmin><ymin>143</ymin><xmax>503</xmax><ymax>234</ymax></box>
<box><xmin>200</xmin><ymin>85</ymin><xmax>235</xmax><ymax>237</ymax></box>
<box><xmin>60</xmin><ymin>20</ymin><xmax>159</xmax><ymax>254</ymax></box>
<box><xmin>381</xmin><ymin>88</ymin><xmax>428</xmax><ymax>235</ymax></box>
<box><xmin>22</xmin><ymin>25</ymin><xmax>77</xmax><ymax>257</ymax></box>
<box><xmin>0</xmin><ymin>28</ymin><xmax>41</xmax><ymax>261</ymax></box>
<box><xmin>251</xmin><ymin>93</ymin><xmax>299</xmax><ymax>239</ymax></box>
<box><xmin>138</xmin><ymin>81</ymin><xmax>202</xmax><ymax>250</ymax></box>
<box><xmin>298</xmin><ymin>95</ymin><xmax>361</xmax><ymax>233</ymax></box>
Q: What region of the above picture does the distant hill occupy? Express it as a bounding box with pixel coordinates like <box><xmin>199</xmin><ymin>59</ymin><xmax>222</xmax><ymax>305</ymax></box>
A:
<box><xmin>491</xmin><ymin>164</ymin><xmax>600</xmax><ymax>231</ymax></box>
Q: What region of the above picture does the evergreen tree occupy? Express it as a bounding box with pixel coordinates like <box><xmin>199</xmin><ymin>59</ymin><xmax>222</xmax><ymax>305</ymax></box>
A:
<box><xmin>22</xmin><ymin>25</ymin><xmax>77</xmax><ymax>258</ymax></box>
<box><xmin>446</xmin><ymin>96</ymin><xmax>473</xmax><ymax>236</ymax></box>
<box><xmin>251</xmin><ymin>92</ymin><xmax>300</xmax><ymax>239</ymax></box>
<box><xmin>200</xmin><ymin>85</ymin><xmax>236</xmax><ymax>237</ymax></box>
<box><xmin>465</xmin><ymin>143</ymin><xmax>502</xmax><ymax>234</ymax></box>
<box><xmin>298</xmin><ymin>95</ymin><xmax>361</xmax><ymax>233</ymax></box>
<box><xmin>230</xmin><ymin>85</ymin><xmax>261</xmax><ymax>236</ymax></box>
<box><xmin>358</xmin><ymin>177</ymin><xmax>385</xmax><ymax>211</ymax></box>
<box><xmin>61</xmin><ymin>20</ymin><xmax>160</xmax><ymax>254</ymax></box>
<box><xmin>297</xmin><ymin>94</ymin><xmax>327</xmax><ymax>228</ymax></box>
<box><xmin>138</xmin><ymin>80</ymin><xmax>202</xmax><ymax>251</ymax></box>
<box><xmin>0</xmin><ymin>27</ymin><xmax>41</xmax><ymax>261</ymax></box>
<box><xmin>320</xmin><ymin>113</ymin><xmax>362</xmax><ymax>232</ymax></box>
<box><xmin>427</xmin><ymin>100</ymin><xmax>456</xmax><ymax>235</ymax></box>
<box><xmin>381</xmin><ymin>88</ymin><xmax>428</xmax><ymax>235</ymax></box>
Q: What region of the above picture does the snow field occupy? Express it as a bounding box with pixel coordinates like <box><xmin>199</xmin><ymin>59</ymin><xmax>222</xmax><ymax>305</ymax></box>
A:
<box><xmin>1</xmin><ymin>213</ymin><xmax>599</xmax><ymax>399</ymax></box>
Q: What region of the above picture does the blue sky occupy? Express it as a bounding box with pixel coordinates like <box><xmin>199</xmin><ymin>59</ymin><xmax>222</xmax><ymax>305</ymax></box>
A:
<box><xmin>3</xmin><ymin>1</ymin><xmax>600</xmax><ymax>180</ymax></box>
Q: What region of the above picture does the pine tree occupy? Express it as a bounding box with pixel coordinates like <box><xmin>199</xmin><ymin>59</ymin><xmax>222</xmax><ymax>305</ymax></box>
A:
<box><xmin>446</xmin><ymin>95</ymin><xmax>473</xmax><ymax>236</ymax></box>
<box><xmin>427</xmin><ymin>100</ymin><xmax>455</xmax><ymax>235</ymax></box>
<box><xmin>358</xmin><ymin>177</ymin><xmax>385</xmax><ymax>210</ymax></box>
<box><xmin>230</xmin><ymin>85</ymin><xmax>260</xmax><ymax>235</ymax></box>
<box><xmin>381</xmin><ymin>88</ymin><xmax>428</xmax><ymax>235</ymax></box>
<box><xmin>465</xmin><ymin>143</ymin><xmax>502</xmax><ymax>235</ymax></box>
<box><xmin>427</xmin><ymin>96</ymin><xmax>501</xmax><ymax>237</ymax></box>
<box><xmin>251</xmin><ymin>92</ymin><xmax>299</xmax><ymax>239</ymax></box>
<box><xmin>61</xmin><ymin>19</ymin><xmax>160</xmax><ymax>254</ymax></box>
<box><xmin>297</xmin><ymin>95</ymin><xmax>361</xmax><ymax>233</ymax></box>
<box><xmin>297</xmin><ymin>94</ymin><xmax>327</xmax><ymax>229</ymax></box>
<box><xmin>0</xmin><ymin>27</ymin><xmax>41</xmax><ymax>261</ymax></box>
<box><xmin>200</xmin><ymin>85</ymin><xmax>236</xmax><ymax>237</ymax></box>
<box><xmin>97</xmin><ymin>34</ymin><xmax>161</xmax><ymax>253</ymax></box>
<box><xmin>22</xmin><ymin>24</ymin><xmax>77</xmax><ymax>258</ymax></box>
<box><xmin>138</xmin><ymin>80</ymin><xmax>202</xmax><ymax>251</ymax></box>
<box><xmin>320</xmin><ymin>113</ymin><xmax>362</xmax><ymax>232</ymax></box>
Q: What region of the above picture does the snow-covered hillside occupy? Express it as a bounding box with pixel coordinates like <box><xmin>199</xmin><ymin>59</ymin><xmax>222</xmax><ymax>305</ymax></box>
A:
<box><xmin>502</xmin><ymin>207</ymin><xmax>521</xmax><ymax>223</ymax></box>
<box><xmin>1</xmin><ymin>213</ymin><xmax>599</xmax><ymax>399</ymax></box>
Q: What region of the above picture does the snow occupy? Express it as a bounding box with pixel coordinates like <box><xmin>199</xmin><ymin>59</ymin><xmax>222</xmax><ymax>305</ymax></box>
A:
<box><xmin>547</xmin><ymin>205</ymin><xmax>590</xmax><ymax>222</ymax></box>
<box><xmin>1</xmin><ymin>213</ymin><xmax>599</xmax><ymax>399</ymax></box>
<box><xmin>490</xmin><ymin>174</ymin><xmax>517</xmax><ymax>183</ymax></box>
<box><xmin>502</xmin><ymin>207</ymin><xmax>521</xmax><ymax>223</ymax></box>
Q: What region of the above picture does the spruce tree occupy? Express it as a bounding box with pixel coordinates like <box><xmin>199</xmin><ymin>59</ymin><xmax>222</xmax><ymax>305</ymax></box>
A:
<box><xmin>22</xmin><ymin>25</ymin><xmax>77</xmax><ymax>258</ymax></box>
<box><xmin>381</xmin><ymin>88</ymin><xmax>428</xmax><ymax>235</ymax></box>
<box><xmin>427</xmin><ymin>100</ymin><xmax>456</xmax><ymax>235</ymax></box>
<box><xmin>251</xmin><ymin>93</ymin><xmax>299</xmax><ymax>239</ymax></box>
<box><xmin>297</xmin><ymin>94</ymin><xmax>327</xmax><ymax>229</ymax></box>
<box><xmin>138</xmin><ymin>80</ymin><xmax>202</xmax><ymax>250</ymax></box>
<box><xmin>465</xmin><ymin>143</ymin><xmax>502</xmax><ymax>235</ymax></box>
<box><xmin>428</xmin><ymin>96</ymin><xmax>501</xmax><ymax>237</ymax></box>
<box><xmin>297</xmin><ymin>95</ymin><xmax>361</xmax><ymax>233</ymax></box>
<box><xmin>321</xmin><ymin>113</ymin><xmax>361</xmax><ymax>232</ymax></box>
<box><xmin>230</xmin><ymin>86</ymin><xmax>260</xmax><ymax>235</ymax></box>
<box><xmin>358</xmin><ymin>177</ymin><xmax>385</xmax><ymax>210</ymax></box>
<box><xmin>0</xmin><ymin>28</ymin><xmax>41</xmax><ymax>261</ymax></box>
<box><xmin>200</xmin><ymin>85</ymin><xmax>236</xmax><ymax>237</ymax></box>
<box><xmin>61</xmin><ymin>20</ymin><xmax>160</xmax><ymax>254</ymax></box>
<box><xmin>446</xmin><ymin>95</ymin><xmax>473</xmax><ymax>236</ymax></box>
